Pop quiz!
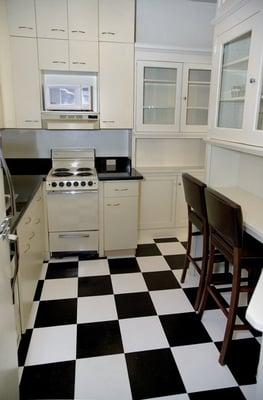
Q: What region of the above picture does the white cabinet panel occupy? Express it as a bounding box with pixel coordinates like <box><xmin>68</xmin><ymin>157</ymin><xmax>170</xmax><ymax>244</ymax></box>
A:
<box><xmin>38</xmin><ymin>39</ymin><xmax>69</xmax><ymax>70</ymax></box>
<box><xmin>35</xmin><ymin>0</ymin><xmax>68</xmax><ymax>39</ymax></box>
<box><xmin>10</xmin><ymin>37</ymin><xmax>41</xmax><ymax>128</ymax></box>
<box><xmin>7</xmin><ymin>0</ymin><xmax>36</xmax><ymax>37</ymax></box>
<box><xmin>69</xmin><ymin>40</ymin><xmax>98</xmax><ymax>72</ymax></box>
<box><xmin>100</xmin><ymin>42</ymin><xmax>134</xmax><ymax>129</ymax></box>
<box><xmin>68</xmin><ymin>0</ymin><xmax>98</xmax><ymax>41</ymax></box>
<box><xmin>99</xmin><ymin>0</ymin><xmax>135</xmax><ymax>43</ymax></box>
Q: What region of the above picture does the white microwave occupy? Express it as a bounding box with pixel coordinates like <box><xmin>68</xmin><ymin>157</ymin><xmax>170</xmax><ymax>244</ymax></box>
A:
<box><xmin>44</xmin><ymin>84</ymin><xmax>92</xmax><ymax>111</ymax></box>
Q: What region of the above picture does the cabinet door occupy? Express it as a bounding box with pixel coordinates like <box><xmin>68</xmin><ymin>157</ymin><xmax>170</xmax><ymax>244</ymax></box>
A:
<box><xmin>69</xmin><ymin>41</ymin><xmax>98</xmax><ymax>72</ymax></box>
<box><xmin>139</xmin><ymin>176</ymin><xmax>177</xmax><ymax>229</ymax></box>
<box><xmin>136</xmin><ymin>61</ymin><xmax>183</xmax><ymax>132</ymax></box>
<box><xmin>38</xmin><ymin>39</ymin><xmax>69</xmax><ymax>70</ymax></box>
<box><xmin>10</xmin><ymin>37</ymin><xmax>41</xmax><ymax>128</ymax></box>
<box><xmin>35</xmin><ymin>0</ymin><xmax>68</xmax><ymax>39</ymax></box>
<box><xmin>7</xmin><ymin>0</ymin><xmax>36</xmax><ymax>37</ymax></box>
<box><xmin>100</xmin><ymin>42</ymin><xmax>134</xmax><ymax>129</ymax></box>
<box><xmin>181</xmin><ymin>64</ymin><xmax>211</xmax><ymax>133</ymax></box>
<box><xmin>104</xmin><ymin>196</ymin><xmax>138</xmax><ymax>250</ymax></box>
<box><xmin>99</xmin><ymin>0</ymin><xmax>135</xmax><ymax>43</ymax></box>
<box><xmin>68</xmin><ymin>0</ymin><xmax>98</xmax><ymax>41</ymax></box>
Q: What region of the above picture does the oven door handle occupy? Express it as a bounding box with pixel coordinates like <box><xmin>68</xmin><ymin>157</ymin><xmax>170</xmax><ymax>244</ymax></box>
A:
<box><xmin>46</xmin><ymin>190</ymin><xmax>97</xmax><ymax>195</ymax></box>
<box><xmin>59</xmin><ymin>234</ymin><xmax>90</xmax><ymax>239</ymax></box>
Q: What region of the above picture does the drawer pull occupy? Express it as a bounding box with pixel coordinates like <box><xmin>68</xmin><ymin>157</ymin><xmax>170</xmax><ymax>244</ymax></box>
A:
<box><xmin>72</xmin><ymin>62</ymin><xmax>86</xmax><ymax>65</ymax></box>
<box><xmin>24</xmin><ymin>119</ymin><xmax>39</xmax><ymax>123</ymax></box>
<box><xmin>114</xmin><ymin>188</ymin><xmax>128</xmax><ymax>192</ymax></box>
<box><xmin>29</xmin><ymin>232</ymin><xmax>35</xmax><ymax>240</ymax></box>
<box><xmin>51</xmin><ymin>28</ymin><xmax>65</xmax><ymax>32</ymax></box>
<box><xmin>19</xmin><ymin>26</ymin><xmax>33</xmax><ymax>30</ymax></box>
<box><xmin>59</xmin><ymin>234</ymin><xmax>90</xmax><ymax>239</ymax></box>
<box><xmin>71</xmin><ymin>30</ymin><xmax>86</xmax><ymax>34</ymax></box>
<box><xmin>25</xmin><ymin>217</ymin><xmax>32</xmax><ymax>225</ymax></box>
<box><xmin>24</xmin><ymin>243</ymin><xmax>30</xmax><ymax>254</ymax></box>
<box><xmin>34</xmin><ymin>218</ymin><xmax>41</xmax><ymax>224</ymax></box>
<box><xmin>102</xmin><ymin>120</ymin><xmax>115</xmax><ymax>123</ymax></box>
<box><xmin>52</xmin><ymin>61</ymin><xmax>67</xmax><ymax>64</ymax></box>
<box><xmin>113</xmin><ymin>203</ymin><xmax>120</xmax><ymax>206</ymax></box>
<box><xmin>101</xmin><ymin>32</ymin><xmax>115</xmax><ymax>35</ymax></box>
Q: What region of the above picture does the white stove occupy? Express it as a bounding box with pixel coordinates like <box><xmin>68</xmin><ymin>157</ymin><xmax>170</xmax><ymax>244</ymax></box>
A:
<box><xmin>46</xmin><ymin>149</ymin><xmax>98</xmax><ymax>191</ymax></box>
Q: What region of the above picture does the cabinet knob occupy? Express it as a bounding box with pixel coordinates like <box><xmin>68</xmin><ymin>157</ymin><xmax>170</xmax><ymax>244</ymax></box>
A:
<box><xmin>249</xmin><ymin>78</ymin><xmax>256</xmax><ymax>84</ymax></box>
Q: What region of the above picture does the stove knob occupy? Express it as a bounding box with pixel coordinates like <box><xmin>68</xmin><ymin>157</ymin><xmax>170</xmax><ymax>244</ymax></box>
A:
<box><xmin>74</xmin><ymin>181</ymin><xmax>79</xmax><ymax>187</ymax></box>
<box><xmin>81</xmin><ymin>181</ymin><xmax>86</xmax><ymax>187</ymax></box>
<box><xmin>59</xmin><ymin>182</ymin><xmax>64</xmax><ymax>187</ymax></box>
<box><xmin>51</xmin><ymin>182</ymin><xmax>57</xmax><ymax>187</ymax></box>
<box><xmin>66</xmin><ymin>181</ymin><xmax>72</xmax><ymax>187</ymax></box>
<box><xmin>88</xmin><ymin>181</ymin><xmax>93</xmax><ymax>187</ymax></box>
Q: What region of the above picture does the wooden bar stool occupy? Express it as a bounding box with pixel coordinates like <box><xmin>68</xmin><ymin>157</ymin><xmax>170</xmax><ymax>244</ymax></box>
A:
<box><xmin>181</xmin><ymin>173</ymin><xmax>228</xmax><ymax>311</ymax></box>
<box><xmin>198</xmin><ymin>187</ymin><xmax>263</xmax><ymax>365</ymax></box>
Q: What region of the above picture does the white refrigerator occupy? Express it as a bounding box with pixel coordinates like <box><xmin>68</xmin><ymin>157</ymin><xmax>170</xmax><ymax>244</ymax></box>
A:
<box><xmin>0</xmin><ymin>152</ymin><xmax>19</xmax><ymax>398</ymax></box>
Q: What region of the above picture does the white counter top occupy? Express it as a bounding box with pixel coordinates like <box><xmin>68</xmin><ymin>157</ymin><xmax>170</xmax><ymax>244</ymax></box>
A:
<box><xmin>136</xmin><ymin>165</ymin><xmax>204</xmax><ymax>175</ymax></box>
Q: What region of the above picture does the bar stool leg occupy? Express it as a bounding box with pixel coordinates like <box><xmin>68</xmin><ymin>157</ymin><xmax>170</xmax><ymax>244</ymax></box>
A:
<box><xmin>181</xmin><ymin>216</ymin><xmax>192</xmax><ymax>283</ymax></box>
<box><xmin>194</xmin><ymin>226</ymin><xmax>208</xmax><ymax>310</ymax></box>
<box><xmin>219</xmin><ymin>260</ymin><xmax>241</xmax><ymax>365</ymax></box>
<box><xmin>197</xmin><ymin>241</ymin><xmax>215</xmax><ymax>317</ymax></box>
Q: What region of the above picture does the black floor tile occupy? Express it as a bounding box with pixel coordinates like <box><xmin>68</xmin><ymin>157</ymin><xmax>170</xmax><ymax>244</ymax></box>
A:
<box><xmin>189</xmin><ymin>387</ymin><xmax>246</xmax><ymax>400</ymax></box>
<box><xmin>215</xmin><ymin>338</ymin><xmax>260</xmax><ymax>385</ymax></box>
<box><xmin>154</xmin><ymin>237</ymin><xmax>178</xmax><ymax>243</ymax></box>
<box><xmin>33</xmin><ymin>280</ymin><xmax>44</xmax><ymax>301</ymax></box>
<box><xmin>160</xmin><ymin>313</ymin><xmax>212</xmax><ymax>346</ymax></box>
<box><xmin>164</xmin><ymin>254</ymin><xmax>186</xmax><ymax>270</ymax></box>
<box><xmin>78</xmin><ymin>275</ymin><xmax>113</xmax><ymax>296</ymax></box>
<box><xmin>108</xmin><ymin>257</ymin><xmax>140</xmax><ymax>274</ymax></box>
<box><xmin>115</xmin><ymin>292</ymin><xmax>156</xmax><ymax>319</ymax></box>
<box><xmin>126</xmin><ymin>348</ymin><xmax>186</xmax><ymax>399</ymax></box>
<box><xmin>181</xmin><ymin>241</ymin><xmax>188</xmax><ymax>249</ymax></box>
<box><xmin>77</xmin><ymin>320</ymin><xmax>123</xmax><ymax>358</ymax></box>
<box><xmin>183</xmin><ymin>287</ymin><xmax>229</xmax><ymax>310</ymax></box>
<box><xmin>46</xmin><ymin>261</ymin><xmax>78</xmax><ymax>279</ymax></box>
<box><xmin>143</xmin><ymin>271</ymin><xmax>181</xmax><ymax>291</ymax></box>
<box><xmin>18</xmin><ymin>329</ymin><xmax>33</xmax><ymax>367</ymax></box>
<box><xmin>34</xmin><ymin>298</ymin><xmax>77</xmax><ymax>328</ymax></box>
<box><xmin>20</xmin><ymin>360</ymin><xmax>75</xmax><ymax>399</ymax></box>
<box><xmin>136</xmin><ymin>244</ymin><xmax>162</xmax><ymax>257</ymax></box>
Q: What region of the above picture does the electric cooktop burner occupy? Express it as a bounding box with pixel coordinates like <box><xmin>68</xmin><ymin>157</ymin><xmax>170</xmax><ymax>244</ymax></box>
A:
<box><xmin>52</xmin><ymin>171</ymin><xmax>74</xmax><ymax>177</ymax></box>
<box><xmin>77</xmin><ymin>167</ymin><xmax>92</xmax><ymax>172</ymax></box>
<box><xmin>76</xmin><ymin>172</ymin><xmax>93</xmax><ymax>176</ymax></box>
<box><xmin>54</xmin><ymin>168</ymin><xmax>70</xmax><ymax>172</ymax></box>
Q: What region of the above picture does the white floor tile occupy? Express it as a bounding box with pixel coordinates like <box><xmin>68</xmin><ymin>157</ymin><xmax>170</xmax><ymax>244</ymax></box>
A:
<box><xmin>25</xmin><ymin>325</ymin><xmax>76</xmax><ymax>366</ymax></box>
<box><xmin>171</xmin><ymin>343</ymin><xmax>237</xmax><ymax>393</ymax></box>
<box><xmin>41</xmin><ymin>278</ymin><xmax>78</xmax><ymax>300</ymax></box>
<box><xmin>157</xmin><ymin>242</ymin><xmax>186</xmax><ymax>256</ymax></box>
<box><xmin>173</xmin><ymin>267</ymin><xmax>199</xmax><ymax>288</ymax></box>
<box><xmin>256</xmin><ymin>336</ymin><xmax>262</xmax><ymax>344</ymax></box>
<box><xmin>39</xmin><ymin>262</ymin><xmax>48</xmax><ymax>280</ymax></box>
<box><xmin>75</xmin><ymin>354</ymin><xmax>132</xmax><ymax>400</ymax></box>
<box><xmin>111</xmin><ymin>273</ymin><xmax>148</xmax><ymax>294</ymax></box>
<box><xmin>240</xmin><ymin>384</ymin><xmax>258</xmax><ymax>400</ymax></box>
<box><xmin>201</xmin><ymin>309</ymin><xmax>253</xmax><ymax>342</ymax></box>
<box><xmin>77</xmin><ymin>295</ymin><xmax>117</xmax><ymax>323</ymax></box>
<box><xmin>78</xmin><ymin>259</ymin><xmax>109</xmax><ymax>277</ymax></box>
<box><xmin>18</xmin><ymin>367</ymin><xmax>23</xmax><ymax>384</ymax></box>
<box><xmin>137</xmin><ymin>256</ymin><xmax>170</xmax><ymax>272</ymax></box>
<box><xmin>26</xmin><ymin>301</ymin><xmax>39</xmax><ymax>329</ymax></box>
<box><xmin>147</xmin><ymin>395</ymin><xmax>189</xmax><ymax>400</ymax></box>
<box><xmin>150</xmin><ymin>289</ymin><xmax>193</xmax><ymax>315</ymax></box>
<box><xmin>119</xmin><ymin>316</ymin><xmax>169</xmax><ymax>353</ymax></box>
<box><xmin>221</xmin><ymin>291</ymin><xmax>249</xmax><ymax>307</ymax></box>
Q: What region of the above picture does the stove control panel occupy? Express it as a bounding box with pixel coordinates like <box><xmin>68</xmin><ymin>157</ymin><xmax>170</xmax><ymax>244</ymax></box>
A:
<box><xmin>46</xmin><ymin>179</ymin><xmax>98</xmax><ymax>191</ymax></box>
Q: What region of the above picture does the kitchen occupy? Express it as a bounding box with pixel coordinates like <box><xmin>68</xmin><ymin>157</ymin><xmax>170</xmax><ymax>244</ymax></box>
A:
<box><xmin>0</xmin><ymin>0</ymin><xmax>263</xmax><ymax>399</ymax></box>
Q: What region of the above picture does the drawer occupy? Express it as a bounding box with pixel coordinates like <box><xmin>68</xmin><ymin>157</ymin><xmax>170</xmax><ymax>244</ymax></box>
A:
<box><xmin>49</xmin><ymin>231</ymin><xmax>98</xmax><ymax>252</ymax></box>
<box><xmin>104</xmin><ymin>181</ymin><xmax>139</xmax><ymax>197</ymax></box>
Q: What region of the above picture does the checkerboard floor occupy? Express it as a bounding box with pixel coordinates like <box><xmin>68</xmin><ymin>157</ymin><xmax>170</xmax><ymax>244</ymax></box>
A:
<box><xmin>18</xmin><ymin>236</ymin><xmax>262</xmax><ymax>400</ymax></box>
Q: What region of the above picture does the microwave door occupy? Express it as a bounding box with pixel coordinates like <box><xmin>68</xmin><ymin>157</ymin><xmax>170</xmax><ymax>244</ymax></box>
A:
<box><xmin>45</xmin><ymin>85</ymin><xmax>81</xmax><ymax>111</ymax></box>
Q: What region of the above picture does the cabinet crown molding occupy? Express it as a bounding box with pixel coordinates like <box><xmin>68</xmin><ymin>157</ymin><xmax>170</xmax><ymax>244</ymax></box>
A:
<box><xmin>135</xmin><ymin>43</ymin><xmax>212</xmax><ymax>57</ymax></box>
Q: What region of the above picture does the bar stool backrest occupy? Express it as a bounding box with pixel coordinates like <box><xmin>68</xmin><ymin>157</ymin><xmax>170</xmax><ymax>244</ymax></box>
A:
<box><xmin>182</xmin><ymin>173</ymin><xmax>207</xmax><ymax>228</ymax></box>
<box><xmin>205</xmin><ymin>188</ymin><xmax>243</xmax><ymax>249</ymax></box>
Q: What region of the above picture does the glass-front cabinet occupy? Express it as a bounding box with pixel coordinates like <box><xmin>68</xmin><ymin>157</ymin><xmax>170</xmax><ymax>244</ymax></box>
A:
<box><xmin>136</xmin><ymin>61</ymin><xmax>183</xmax><ymax>132</ymax></box>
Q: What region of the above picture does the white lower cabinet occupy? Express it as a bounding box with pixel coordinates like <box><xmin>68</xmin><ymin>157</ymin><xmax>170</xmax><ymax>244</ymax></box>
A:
<box><xmin>17</xmin><ymin>185</ymin><xmax>45</xmax><ymax>333</ymax></box>
<box><xmin>103</xmin><ymin>181</ymin><xmax>139</xmax><ymax>251</ymax></box>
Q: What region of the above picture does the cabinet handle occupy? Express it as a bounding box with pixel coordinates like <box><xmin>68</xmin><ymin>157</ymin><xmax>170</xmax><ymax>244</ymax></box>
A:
<box><xmin>114</xmin><ymin>188</ymin><xmax>128</xmax><ymax>192</ymax></box>
<box><xmin>107</xmin><ymin>203</ymin><xmax>112</xmax><ymax>206</ymax></box>
<box><xmin>101</xmin><ymin>32</ymin><xmax>115</xmax><ymax>35</ymax></box>
<box><xmin>52</xmin><ymin>61</ymin><xmax>67</xmax><ymax>64</ymax></box>
<box><xmin>29</xmin><ymin>232</ymin><xmax>35</xmax><ymax>240</ymax></box>
<box><xmin>24</xmin><ymin>243</ymin><xmax>30</xmax><ymax>254</ymax></box>
<box><xmin>51</xmin><ymin>28</ymin><xmax>65</xmax><ymax>32</ymax></box>
<box><xmin>59</xmin><ymin>234</ymin><xmax>90</xmax><ymax>239</ymax></box>
<box><xmin>25</xmin><ymin>217</ymin><xmax>32</xmax><ymax>225</ymax></box>
<box><xmin>249</xmin><ymin>78</ymin><xmax>256</xmax><ymax>84</ymax></box>
<box><xmin>18</xmin><ymin>26</ymin><xmax>33</xmax><ymax>30</ymax></box>
<box><xmin>24</xmin><ymin>119</ymin><xmax>39</xmax><ymax>123</ymax></box>
<box><xmin>72</xmin><ymin>62</ymin><xmax>86</xmax><ymax>65</ymax></box>
<box><xmin>34</xmin><ymin>218</ymin><xmax>41</xmax><ymax>224</ymax></box>
<box><xmin>113</xmin><ymin>203</ymin><xmax>120</xmax><ymax>206</ymax></box>
<box><xmin>102</xmin><ymin>120</ymin><xmax>115</xmax><ymax>123</ymax></box>
<box><xmin>71</xmin><ymin>30</ymin><xmax>86</xmax><ymax>34</ymax></box>
<box><xmin>183</xmin><ymin>96</ymin><xmax>187</xmax><ymax>100</ymax></box>
<box><xmin>178</xmin><ymin>182</ymin><xmax>182</xmax><ymax>186</ymax></box>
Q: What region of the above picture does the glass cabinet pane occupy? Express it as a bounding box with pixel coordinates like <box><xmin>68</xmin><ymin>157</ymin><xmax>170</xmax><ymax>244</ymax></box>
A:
<box><xmin>257</xmin><ymin>78</ymin><xmax>263</xmax><ymax>130</ymax></box>
<box><xmin>186</xmin><ymin>69</ymin><xmax>211</xmax><ymax>126</ymax></box>
<box><xmin>217</xmin><ymin>31</ymin><xmax>251</xmax><ymax>129</ymax></box>
<box><xmin>143</xmin><ymin>66</ymin><xmax>177</xmax><ymax>125</ymax></box>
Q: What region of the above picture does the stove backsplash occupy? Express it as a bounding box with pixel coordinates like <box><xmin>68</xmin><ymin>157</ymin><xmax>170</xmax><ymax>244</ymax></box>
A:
<box><xmin>1</xmin><ymin>129</ymin><xmax>131</xmax><ymax>159</ymax></box>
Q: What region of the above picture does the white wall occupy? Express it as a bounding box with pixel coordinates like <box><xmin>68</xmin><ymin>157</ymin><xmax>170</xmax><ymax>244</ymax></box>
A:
<box><xmin>136</xmin><ymin>0</ymin><xmax>216</xmax><ymax>50</ymax></box>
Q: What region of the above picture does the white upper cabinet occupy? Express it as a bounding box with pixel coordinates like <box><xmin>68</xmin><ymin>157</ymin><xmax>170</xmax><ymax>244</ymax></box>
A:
<box><xmin>99</xmin><ymin>0</ymin><xmax>135</xmax><ymax>43</ymax></box>
<box><xmin>136</xmin><ymin>61</ymin><xmax>183</xmax><ymax>133</ymax></box>
<box><xmin>100</xmin><ymin>42</ymin><xmax>134</xmax><ymax>129</ymax></box>
<box><xmin>68</xmin><ymin>0</ymin><xmax>98</xmax><ymax>41</ymax></box>
<box><xmin>69</xmin><ymin>40</ymin><xmax>98</xmax><ymax>72</ymax></box>
<box><xmin>10</xmin><ymin>37</ymin><xmax>41</xmax><ymax>128</ymax></box>
<box><xmin>7</xmin><ymin>0</ymin><xmax>36</xmax><ymax>37</ymax></box>
<box><xmin>35</xmin><ymin>0</ymin><xmax>68</xmax><ymax>39</ymax></box>
<box><xmin>209</xmin><ymin>7</ymin><xmax>263</xmax><ymax>146</ymax></box>
<box><xmin>38</xmin><ymin>39</ymin><xmax>69</xmax><ymax>70</ymax></box>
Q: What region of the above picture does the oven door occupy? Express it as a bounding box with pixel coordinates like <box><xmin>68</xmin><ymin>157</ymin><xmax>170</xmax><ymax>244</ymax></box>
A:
<box><xmin>46</xmin><ymin>190</ymin><xmax>98</xmax><ymax>231</ymax></box>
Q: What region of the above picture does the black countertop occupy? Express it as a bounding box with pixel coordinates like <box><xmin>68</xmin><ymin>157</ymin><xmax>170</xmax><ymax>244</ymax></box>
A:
<box><xmin>95</xmin><ymin>157</ymin><xmax>143</xmax><ymax>181</ymax></box>
<box><xmin>98</xmin><ymin>168</ymin><xmax>143</xmax><ymax>181</ymax></box>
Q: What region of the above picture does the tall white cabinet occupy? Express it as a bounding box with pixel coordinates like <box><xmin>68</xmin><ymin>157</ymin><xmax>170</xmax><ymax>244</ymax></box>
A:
<box><xmin>7</xmin><ymin>0</ymin><xmax>36</xmax><ymax>37</ymax></box>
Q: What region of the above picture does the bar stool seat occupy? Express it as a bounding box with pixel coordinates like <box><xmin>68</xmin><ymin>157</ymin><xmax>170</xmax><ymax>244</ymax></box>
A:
<box><xmin>198</xmin><ymin>187</ymin><xmax>263</xmax><ymax>365</ymax></box>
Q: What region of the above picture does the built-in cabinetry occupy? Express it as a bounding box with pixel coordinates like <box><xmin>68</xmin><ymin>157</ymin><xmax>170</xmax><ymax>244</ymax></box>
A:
<box><xmin>135</xmin><ymin>58</ymin><xmax>211</xmax><ymax>134</ymax></box>
<box><xmin>16</xmin><ymin>184</ymin><xmax>45</xmax><ymax>333</ymax></box>
<box><xmin>208</xmin><ymin>1</ymin><xmax>263</xmax><ymax>146</ymax></box>
<box><xmin>103</xmin><ymin>181</ymin><xmax>139</xmax><ymax>254</ymax></box>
